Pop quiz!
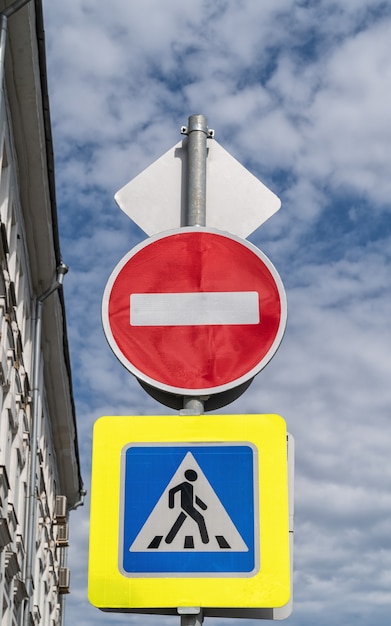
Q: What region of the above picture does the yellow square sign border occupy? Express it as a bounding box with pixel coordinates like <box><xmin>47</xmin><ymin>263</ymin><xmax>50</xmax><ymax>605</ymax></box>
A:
<box><xmin>88</xmin><ymin>413</ymin><xmax>290</xmax><ymax>610</ymax></box>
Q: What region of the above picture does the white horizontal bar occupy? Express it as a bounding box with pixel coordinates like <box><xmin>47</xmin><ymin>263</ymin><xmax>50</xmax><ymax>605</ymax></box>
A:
<box><xmin>130</xmin><ymin>292</ymin><xmax>259</xmax><ymax>326</ymax></box>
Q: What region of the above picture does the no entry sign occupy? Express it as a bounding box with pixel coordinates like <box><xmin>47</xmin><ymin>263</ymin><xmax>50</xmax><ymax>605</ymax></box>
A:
<box><xmin>102</xmin><ymin>228</ymin><xmax>287</xmax><ymax>396</ymax></box>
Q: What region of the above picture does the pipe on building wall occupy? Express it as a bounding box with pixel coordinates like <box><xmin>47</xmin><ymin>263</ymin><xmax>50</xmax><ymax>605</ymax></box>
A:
<box><xmin>23</xmin><ymin>263</ymin><xmax>69</xmax><ymax>626</ymax></box>
<box><xmin>69</xmin><ymin>487</ymin><xmax>87</xmax><ymax>511</ymax></box>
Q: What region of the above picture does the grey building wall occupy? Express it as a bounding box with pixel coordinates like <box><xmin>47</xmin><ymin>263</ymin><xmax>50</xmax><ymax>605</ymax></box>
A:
<box><xmin>0</xmin><ymin>2</ymin><xmax>84</xmax><ymax>625</ymax></box>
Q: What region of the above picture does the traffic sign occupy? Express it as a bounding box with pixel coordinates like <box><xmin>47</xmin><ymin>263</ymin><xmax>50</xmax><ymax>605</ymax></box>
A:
<box><xmin>121</xmin><ymin>444</ymin><xmax>256</xmax><ymax>574</ymax></box>
<box><xmin>102</xmin><ymin>227</ymin><xmax>287</xmax><ymax>396</ymax></box>
<box><xmin>114</xmin><ymin>139</ymin><xmax>281</xmax><ymax>239</ymax></box>
<box><xmin>88</xmin><ymin>413</ymin><xmax>290</xmax><ymax>613</ymax></box>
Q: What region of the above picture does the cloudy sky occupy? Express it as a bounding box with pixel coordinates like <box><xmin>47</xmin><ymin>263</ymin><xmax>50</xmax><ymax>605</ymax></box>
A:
<box><xmin>41</xmin><ymin>1</ymin><xmax>390</xmax><ymax>625</ymax></box>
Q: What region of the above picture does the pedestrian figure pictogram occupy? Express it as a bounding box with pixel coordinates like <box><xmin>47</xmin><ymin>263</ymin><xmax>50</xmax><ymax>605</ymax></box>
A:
<box><xmin>166</xmin><ymin>469</ymin><xmax>209</xmax><ymax>545</ymax></box>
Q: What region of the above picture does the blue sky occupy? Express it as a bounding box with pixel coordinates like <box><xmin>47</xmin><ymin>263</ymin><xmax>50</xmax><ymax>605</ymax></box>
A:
<box><xmin>42</xmin><ymin>1</ymin><xmax>391</xmax><ymax>625</ymax></box>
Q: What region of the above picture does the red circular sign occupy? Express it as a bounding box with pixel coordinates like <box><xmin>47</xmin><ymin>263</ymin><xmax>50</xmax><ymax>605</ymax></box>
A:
<box><xmin>102</xmin><ymin>228</ymin><xmax>286</xmax><ymax>395</ymax></box>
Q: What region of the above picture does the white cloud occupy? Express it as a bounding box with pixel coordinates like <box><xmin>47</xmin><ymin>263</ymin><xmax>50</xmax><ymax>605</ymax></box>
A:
<box><xmin>301</xmin><ymin>20</ymin><xmax>391</xmax><ymax>201</ymax></box>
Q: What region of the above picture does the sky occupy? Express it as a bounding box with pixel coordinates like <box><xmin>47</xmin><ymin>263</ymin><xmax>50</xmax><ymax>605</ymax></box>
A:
<box><xmin>41</xmin><ymin>1</ymin><xmax>391</xmax><ymax>625</ymax></box>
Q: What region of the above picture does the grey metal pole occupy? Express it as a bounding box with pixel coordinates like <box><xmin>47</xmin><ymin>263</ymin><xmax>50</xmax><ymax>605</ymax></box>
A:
<box><xmin>179</xmin><ymin>608</ymin><xmax>204</xmax><ymax>626</ymax></box>
<box><xmin>179</xmin><ymin>115</ymin><xmax>212</xmax><ymax>618</ymax></box>
<box><xmin>185</xmin><ymin>114</ymin><xmax>208</xmax><ymax>227</ymax></box>
<box><xmin>181</xmin><ymin>114</ymin><xmax>213</xmax><ymax>415</ymax></box>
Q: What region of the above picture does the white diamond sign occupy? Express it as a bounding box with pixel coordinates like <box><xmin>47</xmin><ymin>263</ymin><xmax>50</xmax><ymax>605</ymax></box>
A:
<box><xmin>115</xmin><ymin>139</ymin><xmax>280</xmax><ymax>239</ymax></box>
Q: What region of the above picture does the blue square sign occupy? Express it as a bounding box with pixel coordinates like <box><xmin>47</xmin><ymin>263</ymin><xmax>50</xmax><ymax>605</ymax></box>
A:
<box><xmin>119</xmin><ymin>443</ymin><xmax>258</xmax><ymax>577</ymax></box>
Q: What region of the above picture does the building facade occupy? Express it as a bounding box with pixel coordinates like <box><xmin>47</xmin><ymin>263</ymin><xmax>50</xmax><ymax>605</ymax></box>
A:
<box><xmin>0</xmin><ymin>1</ymin><xmax>84</xmax><ymax>625</ymax></box>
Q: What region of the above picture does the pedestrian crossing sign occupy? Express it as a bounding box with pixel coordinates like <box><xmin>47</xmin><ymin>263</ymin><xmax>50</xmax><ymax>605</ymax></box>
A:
<box><xmin>89</xmin><ymin>413</ymin><xmax>290</xmax><ymax>612</ymax></box>
<box><xmin>121</xmin><ymin>444</ymin><xmax>257</xmax><ymax>575</ymax></box>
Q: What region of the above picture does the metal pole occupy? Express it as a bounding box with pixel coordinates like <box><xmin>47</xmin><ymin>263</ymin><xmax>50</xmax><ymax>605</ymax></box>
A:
<box><xmin>180</xmin><ymin>114</ymin><xmax>211</xmax><ymax>415</ymax></box>
<box><xmin>178</xmin><ymin>115</ymin><xmax>212</xmax><ymax>620</ymax></box>
<box><xmin>185</xmin><ymin>114</ymin><xmax>208</xmax><ymax>227</ymax></box>
<box><xmin>179</xmin><ymin>608</ymin><xmax>204</xmax><ymax>626</ymax></box>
